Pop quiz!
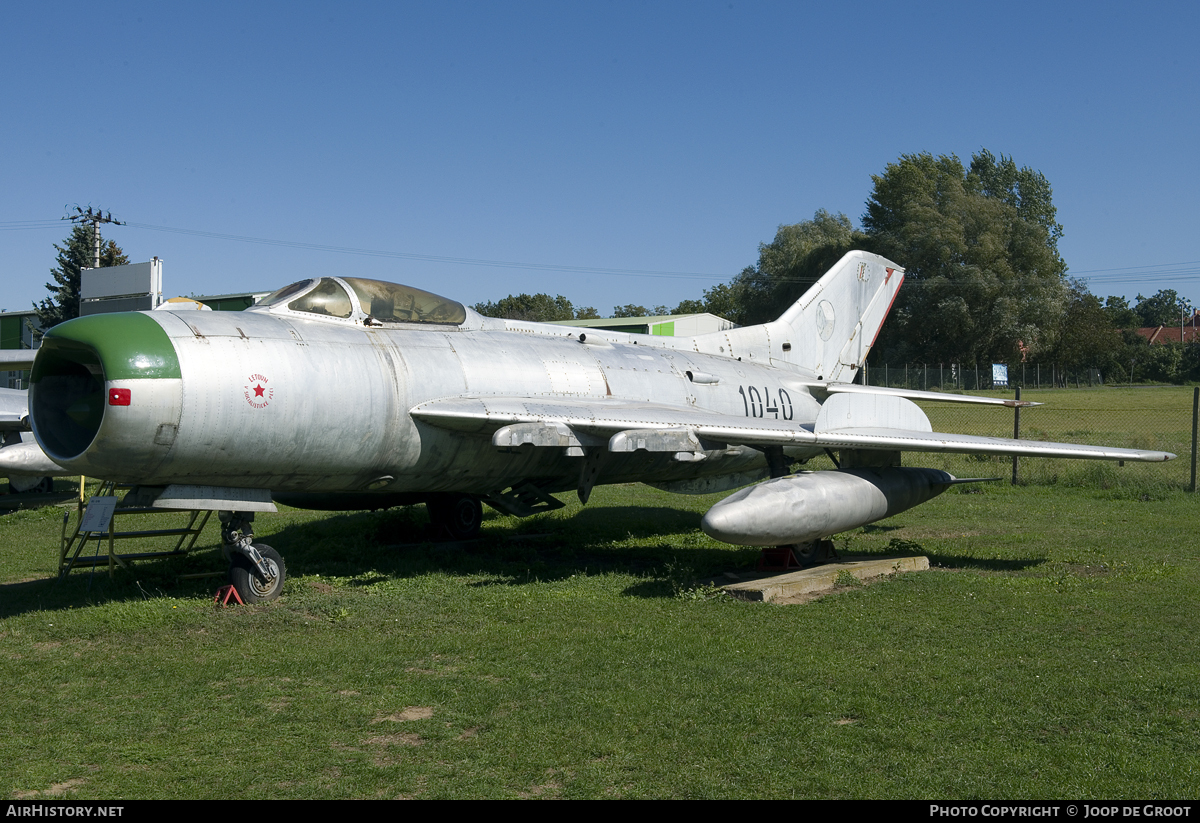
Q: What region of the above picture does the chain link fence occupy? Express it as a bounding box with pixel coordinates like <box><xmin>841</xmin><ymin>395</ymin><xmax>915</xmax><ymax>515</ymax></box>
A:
<box><xmin>863</xmin><ymin>362</ymin><xmax>1115</xmax><ymax>391</ymax></box>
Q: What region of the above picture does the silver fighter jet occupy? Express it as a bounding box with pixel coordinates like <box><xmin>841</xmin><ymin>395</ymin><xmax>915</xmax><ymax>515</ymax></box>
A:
<box><xmin>26</xmin><ymin>251</ymin><xmax>1174</xmax><ymax>601</ymax></box>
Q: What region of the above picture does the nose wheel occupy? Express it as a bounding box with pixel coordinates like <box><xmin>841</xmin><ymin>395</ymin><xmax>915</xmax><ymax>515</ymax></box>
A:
<box><xmin>229</xmin><ymin>544</ymin><xmax>286</xmax><ymax>603</ymax></box>
<box><xmin>220</xmin><ymin>511</ymin><xmax>287</xmax><ymax>603</ymax></box>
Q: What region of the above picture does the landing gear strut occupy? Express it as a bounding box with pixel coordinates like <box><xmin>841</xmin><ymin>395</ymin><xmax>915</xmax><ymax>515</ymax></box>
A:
<box><xmin>219</xmin><ymin>511</ymin><xmax>286</xmax><ymax>602</ymax></box>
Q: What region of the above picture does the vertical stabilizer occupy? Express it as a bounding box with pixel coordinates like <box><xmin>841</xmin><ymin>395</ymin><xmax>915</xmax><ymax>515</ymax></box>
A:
<box><xmin>693</xmin><ymin>250</ymin><xmax>903</xmax><ymax>382</ymax></box>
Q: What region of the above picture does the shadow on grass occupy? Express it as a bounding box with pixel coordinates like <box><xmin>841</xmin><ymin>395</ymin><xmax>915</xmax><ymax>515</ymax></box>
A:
<box><xmin>2</xmin><ymin>495</ymin><xmax>1059</xmax><ymax>617</ymax></box>
<box><xmin>0</xmin><ymin>503</ymin><xmax>762</xmax><ymax>615</ymax></box>
<box><xmin>844</xmin><ymin>534</ymin><xmax>1049</xmax><ymax>573</ymax></box>
<box><xmin>278</xmin><ymin>504</ymin><xmax>757</xmax><ymax>597</ymax></box>
<box><xmin>921</xmin><ymin>552</ymin><xmax>1047</xmax><ymax>573</ymax></box>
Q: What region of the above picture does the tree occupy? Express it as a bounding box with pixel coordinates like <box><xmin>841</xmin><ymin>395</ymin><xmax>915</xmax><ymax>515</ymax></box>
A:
<box><xmin>723</xmin><ymin>209</ymin><xmax>865</xmax><ymax>326</ymax></box>
<box><xmin>472</xmin><ymin>293</ymin><xmax>583</xmax><ymax>322</ymax></box>
<box><xmin>692</xmin><ymin>282</ymin><xmax>740</xmax><ymax>322</ymax></box>
<box><xmin>1049</xmin><ymin>282</ymin><xmax>1125</xmax><ymax>375</ymax></box>
<box><xmin>968</xmin><ymin>149</ymin><xmax>1064</xmax><ymax>259</ymax></box>
<box><xmin>35</xmin><ymin>223</ymin><xmax>129</xmax><ymax>329</ymax></box>
<box><xmin>612</xmin><ymin>304</ymin><xmax>669</xmax><ymax>318</ymax></box>
<box><xmin>670</xmin><ymin>298</ymin><xmax>706</xmax><ymax>315</ymax></box>
<box><xmin>1134</xmin><ymin>289</ymin><xmax>1191</xmax><ymax>328</ymax></box>
<box><xmin>862</xmin><ymin>151</ymin><xmax>1068</xmax><ymax>364</ymax></box>
<box><xmin>1102</xmin><ymin>296</ymin><xmax>1140</xmax><ymax>330</ymax></box>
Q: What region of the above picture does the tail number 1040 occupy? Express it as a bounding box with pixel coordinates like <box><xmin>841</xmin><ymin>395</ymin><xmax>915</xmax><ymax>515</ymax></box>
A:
<box><xmin>738</xmin><ymin>386</ymin><xmax>793</xmax><ymax>420</ymax></box>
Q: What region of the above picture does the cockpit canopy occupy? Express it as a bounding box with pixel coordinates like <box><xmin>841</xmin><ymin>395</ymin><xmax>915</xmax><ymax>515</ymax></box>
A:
<box><xmin>252</xmin><ymin>277</ymin><xmax>467</xmax><ymax>326</ymax></box>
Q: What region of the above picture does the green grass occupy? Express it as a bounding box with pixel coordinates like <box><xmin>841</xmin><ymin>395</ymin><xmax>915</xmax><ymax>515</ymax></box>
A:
<box><xmin>2</xmin><ymin>473</ymin><xmax>1198</xmax><ymax>799</ymax></box>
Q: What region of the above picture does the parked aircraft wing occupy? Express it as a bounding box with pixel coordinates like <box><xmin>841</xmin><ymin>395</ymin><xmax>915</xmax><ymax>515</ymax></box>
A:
<box><xmin>810</xmin><ymin>427</ymin><xmax>1173</xmax><ymax>462</ymax></box>
<box><xmin>411</xmin><ymin>396</ymin><xmax>820</xmax><ymax>448</ymax></box>
<box><xmin>411</xmin><ymin>395</ymin><xmax>1175</xmax><ymax>462</ymax></box>
<box><xmin>0</xmin><ymin>350</ymin><xmax>36</xmax><ymax>371</ymax></box>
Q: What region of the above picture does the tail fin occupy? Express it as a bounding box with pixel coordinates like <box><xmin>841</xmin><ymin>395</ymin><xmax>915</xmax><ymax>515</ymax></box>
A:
<box><xmin>693</xmin><ymin>250</ymin><xmax>903</xmax><ymax>382</ymax></box>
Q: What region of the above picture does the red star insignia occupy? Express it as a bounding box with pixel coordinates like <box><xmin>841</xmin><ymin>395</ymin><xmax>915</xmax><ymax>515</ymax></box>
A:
<box><xmin>254</xmin><ymin>384</ymin><xmax>265</xmax><ymax>397</ymax></box>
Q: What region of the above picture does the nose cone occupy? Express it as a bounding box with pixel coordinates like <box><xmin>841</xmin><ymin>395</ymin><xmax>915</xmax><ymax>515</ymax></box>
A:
<box><xmin>29</xmin><ymin>312</ymin><xmax>182</xmax><ymax>476</ymax></box>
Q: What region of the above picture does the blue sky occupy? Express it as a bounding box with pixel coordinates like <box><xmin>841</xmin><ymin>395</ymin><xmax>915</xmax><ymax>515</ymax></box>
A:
<box><xmin>3</xmin><ymin>1</ymin><xmax>1197</xmax><ymax>317</ymax></box>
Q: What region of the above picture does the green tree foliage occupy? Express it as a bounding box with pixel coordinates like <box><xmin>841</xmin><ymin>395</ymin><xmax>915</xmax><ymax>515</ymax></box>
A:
<box><xmin>693</xmin><ymin>282</ymin><xmax>739</xmax><ymax>322</ymax></box>
<box><xmin>612</xmin><ymin>304</ymin><xmax>669</xmax><ymax>318</ymax></box>
<box><xmin>1049</xmin><ymin>282</ymin><xmax>1125</xmax><ymax>374</ymax></box>
<box><xmin>1134</xmin><ymin>289</ymin><xmax>1191</xmax><ymax>328</ymax></box>
<box><xmin>723</xmin><ymin>209</ymin><xmax>865</xmax><ymax>326</ymax></box>
<box><xmin>968</xmin><ymin>149</ymin><xmax>1064</xmax><ymax>258</ymax></box>
<box><xmin>1133</xmin><ymin>342</ymin><xmax>1183</xmax><ymax>383</ymax></box>
<box><xmin>863</xmin><ymin>151</ymin><xmax>1068</xmax><ymax>364</ymax></box>
<box><xmin>670</xmin><ymin>299</ymin><xmax>706</xmax><ymax>315</ymax></box>
<box><xmin>1102</xmin><ymin>296</ymin><xmax>1140</xmax><ymax>330</ymax></box>
<box><xmin>35</xmin><ymin>224</ymin><xmax>129</xmax><ymax>328</ymax></box>
<box><xmin>472</xmin><ymin>293</ymin><xmax>593</xmax><ymax>322</ymax></box>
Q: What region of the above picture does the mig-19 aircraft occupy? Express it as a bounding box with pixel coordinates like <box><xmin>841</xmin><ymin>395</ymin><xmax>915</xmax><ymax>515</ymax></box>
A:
<box><xmin>25</xmin><ymin>251</ymin><xmax>1174</xmax><ymax>602</ymax></box>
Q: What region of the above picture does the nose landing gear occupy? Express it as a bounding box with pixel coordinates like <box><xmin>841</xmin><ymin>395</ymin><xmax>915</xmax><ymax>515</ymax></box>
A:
<box><xmin>219</xmin><ymin>511</ymin><xmax>286</xmax><ymax>603</ymax></box>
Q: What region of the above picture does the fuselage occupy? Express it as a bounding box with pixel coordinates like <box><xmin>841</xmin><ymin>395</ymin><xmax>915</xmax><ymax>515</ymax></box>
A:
<box><xmin>29</xmin><ymin>277</ymin><xmax>824</xmax><ymax>499</ymax></box>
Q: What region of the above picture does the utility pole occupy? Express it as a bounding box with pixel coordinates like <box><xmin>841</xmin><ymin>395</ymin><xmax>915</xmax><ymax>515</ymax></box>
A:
<box><xmin>63</xmin><ymin>206</ymin><xmax>125</xmax><ymax>268</ymax></box>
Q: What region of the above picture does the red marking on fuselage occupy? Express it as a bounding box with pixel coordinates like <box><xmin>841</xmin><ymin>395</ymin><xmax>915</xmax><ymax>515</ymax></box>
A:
<box><xmin>244</xmin><ymin>373</ymin><xmax>274</xmax><ymax>409</ymax></box>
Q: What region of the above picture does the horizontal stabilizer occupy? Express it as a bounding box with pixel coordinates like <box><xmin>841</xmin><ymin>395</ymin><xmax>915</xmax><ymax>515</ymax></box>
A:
<box><xmin>822</xmin><ymin>383</ymin><xmax>1041</xmax><ymax>408</ymax></box>
<box><xmin>0</xmin><ymin>387</ymin><xmax>30</xmax><ymax>432</ymax></box>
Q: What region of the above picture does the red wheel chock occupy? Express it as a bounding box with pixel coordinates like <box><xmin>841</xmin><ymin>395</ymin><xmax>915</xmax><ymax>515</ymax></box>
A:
<box><xmin>214</xmin><ymin>585</ymin><xmax>244</xmax><ymax>606</ymax></box>
<box><xmin>756</xmin><ymin>547</ymin><xmax>802</xmax><ymax>572</ymax></box>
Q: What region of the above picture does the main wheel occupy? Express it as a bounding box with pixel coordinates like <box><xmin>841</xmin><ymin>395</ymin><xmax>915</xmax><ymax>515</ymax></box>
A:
<box><xmin>229</xmin><ymin>544</ymin><xmax>286</xmax><ymax>603</ymax></box>
<box><xmin>793</xmin><ymin>539</ymin><xmax>835</xmax><ymax>568</ymax></box>
<box><xmin>9</xmin><ymin>476</ymin><xmax>53</xmax><ymax>494</ymax></box>
<box><xmin>427</xmin><ymin>494</ymin><xmax>483</xmax><ymax>540</ymax></box>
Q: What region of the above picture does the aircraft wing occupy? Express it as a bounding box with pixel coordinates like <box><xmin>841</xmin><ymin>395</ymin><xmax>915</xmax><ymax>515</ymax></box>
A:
<box><xmin>411</xmin><ymin>396</ymin><xmax>817</xmax><ymax>448</ymax></box>
<box><xmin>0</xmin><ymin>350</ymin><xmax>37</xmax><ymax>371</ymax></box>
<box><xmin>411</xmin><ymin>395</ymin><xmax>1175</xmax><ymax>462</ymax></box>
<box><xmin>808</xmin><ymin>427</ymin><xmax>1172</xmax><ymax>461</ymax></box>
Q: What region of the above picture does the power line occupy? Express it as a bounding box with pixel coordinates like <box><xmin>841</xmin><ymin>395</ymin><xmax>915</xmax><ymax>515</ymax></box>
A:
<box><xmin>5</xmin><ymin>214</ymin><xmax>1199</xmax><ymax>288</ymax></box>
<box><xmin>63</xmin><ymin>206</ymin><xmax>125</xmax><ymax>269</ymax></box>
<box><xmin>121</xmin><ymin>221</ymin><xmax>729</xmax><ymax>282</ymax></box>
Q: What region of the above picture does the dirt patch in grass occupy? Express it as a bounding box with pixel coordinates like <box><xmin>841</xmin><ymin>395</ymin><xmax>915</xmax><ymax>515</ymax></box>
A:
<box><xmin>374</xmin><ymin>706</ymin><xmax>434</xmax><ymax>723</ymax></box>
<box><xmin>12</xmin><ymin>776</ymin><xmax>91</xmax><ymax>799</ymax></box>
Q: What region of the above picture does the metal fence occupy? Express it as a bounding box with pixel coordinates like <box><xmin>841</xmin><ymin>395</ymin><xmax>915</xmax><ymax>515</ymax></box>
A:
<box><xmin>863</xmin><ymin>362</ymin><xmax>1107</xmax><ymax>391</ymax></box>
